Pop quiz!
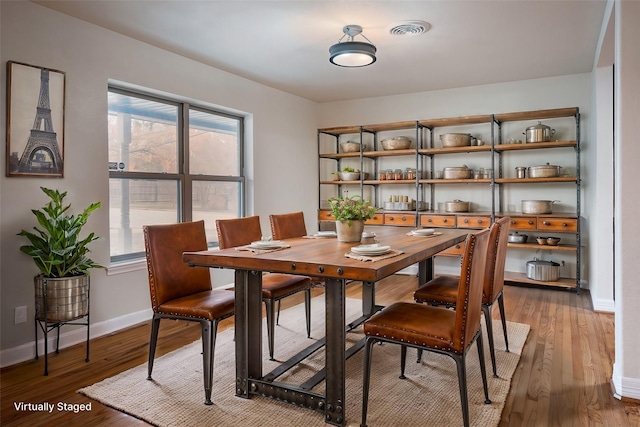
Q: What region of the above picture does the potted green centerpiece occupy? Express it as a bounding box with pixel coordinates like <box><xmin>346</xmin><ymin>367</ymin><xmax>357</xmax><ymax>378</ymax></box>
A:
<box><xmin>18</xmin><ymin>187</ymin><xmax>102</xmax><ymax>322</ymax></box>
<box><xmin>327</xmin><ymin>194</ymin><xmax>378</xmax><ymax>242</ymax></box>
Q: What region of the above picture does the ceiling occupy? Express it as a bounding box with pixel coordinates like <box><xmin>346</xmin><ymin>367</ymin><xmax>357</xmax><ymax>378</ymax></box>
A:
<box><xmin>34</xmin><ymin>0</ymin><xmax>607</xmax><ymax>103</ymax></box>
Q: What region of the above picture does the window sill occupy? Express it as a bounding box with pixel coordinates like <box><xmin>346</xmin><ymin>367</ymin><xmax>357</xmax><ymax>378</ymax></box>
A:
<box><xmin>107</xmin><ymin>258</ymin><xmax>146</xmax><ymax>275</ymax></box>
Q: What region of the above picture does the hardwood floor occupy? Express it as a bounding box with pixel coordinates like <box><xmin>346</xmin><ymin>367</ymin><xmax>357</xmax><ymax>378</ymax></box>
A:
<box><xmin>1</xmin><ymin>277</ymin><xmax>639</xmax><ymax>426</ymax></box>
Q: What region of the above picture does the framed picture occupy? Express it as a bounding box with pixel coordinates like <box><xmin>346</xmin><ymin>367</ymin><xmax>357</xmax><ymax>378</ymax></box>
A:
<box><xmin>6</xmin><ymin>61</ymin><xmax>66</xmax><ymax>177</ymax></box>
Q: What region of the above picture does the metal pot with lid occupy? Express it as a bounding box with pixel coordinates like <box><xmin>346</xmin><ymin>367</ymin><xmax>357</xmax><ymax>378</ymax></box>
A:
<box><xmin>524</xmin><ymin>121</ymin><xmax>556</xmax><ymax>143</ymax></box>
<box><xmin>442</xmin><ymin>165</ymin><xmax>472</xmax><ymax>180</ymax></box>
<box><xmin>526</xmin><ymin>258</ymin><xmax>560</xmax><ymax>281</ymax></box>
<box><xmin>528</xmin><ymin>163</ymin><xmax>561</xmax><ymax>178</ymax></box>
<box><xmin>521</xmin><ymin>199</ymin><xmax>559</xmax><ymax>214</ymax></box>
<box><xmin>444</xmin><ymin>199</ymin><xmax>470</xmax><ymax>212</ymax></box>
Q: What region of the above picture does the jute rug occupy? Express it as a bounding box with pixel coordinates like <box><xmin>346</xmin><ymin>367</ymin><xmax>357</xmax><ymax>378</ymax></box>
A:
<box><xmin>79</xmin><ymin>295</ymin><xmax>529</xmax><ymax>426</ymax></box>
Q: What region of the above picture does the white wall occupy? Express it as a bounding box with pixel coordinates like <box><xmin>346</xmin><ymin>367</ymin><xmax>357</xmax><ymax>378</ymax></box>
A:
<box><xmin>0</xmin><ymin>1</ymin><xmax>318</xmax><ymax>365</ymax></box>
<box><xmin>318</xmin><ymin>74</ymin><xmax>591</xmax><ymax>282</ymax></box>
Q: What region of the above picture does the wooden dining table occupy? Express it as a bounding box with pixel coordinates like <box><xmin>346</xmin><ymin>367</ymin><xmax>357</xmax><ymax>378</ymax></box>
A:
<box><xmin>183</xmin><ymin>225</ymin><xmax>468</xmax><ymax>426</ymax></box>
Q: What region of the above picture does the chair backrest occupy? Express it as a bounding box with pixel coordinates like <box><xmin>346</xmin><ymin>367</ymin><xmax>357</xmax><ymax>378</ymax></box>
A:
<box><xmin>484</xmin><ymin>216</ymin><xmax>511</xmax><ymax>304</ymax></box>
<box><xmin>453</xmin><ymin>228</ymin><xmax>491</xmax><ymax>352</ymax></box>
<box><xmin>143</xmin><ymin>220</ymin><xmax>212</xmax><ymax>311</ymax></box>
<box><xmin>269</xmin><ymin>211</ymin><xmax>307</xmax><ymax>240</ymax></box>
<box><xmin>216</xmin><ymin>216</ymin><xmax>262</xmax><ymax>249</ymax></box>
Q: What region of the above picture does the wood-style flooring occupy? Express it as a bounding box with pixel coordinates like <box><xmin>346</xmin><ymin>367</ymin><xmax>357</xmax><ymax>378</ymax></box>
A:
<box><xmin>1</xmin><ymin>277</ymin><xmax>639</xmax><ymax>426</ymax></box>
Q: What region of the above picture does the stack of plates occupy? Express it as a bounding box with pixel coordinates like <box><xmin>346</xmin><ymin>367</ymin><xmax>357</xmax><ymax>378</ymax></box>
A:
<box><xmin>313</xmin><ymin>231</ymin><xmax>337</xmax><ymax>238</ymax></box>
<box><xmin>411</xmin><ymin>228</ymin><xmax>436</xmax><ymax>236</ymax></box>
<box><xmin>249</xmin><ymin>240</ymin><xmax>288</xmax><ymax>250</ymax></box>
<box><xmin>350</xmin><ymin>244</ymin><xmax>392</xmax><ymax>256</ymax></box>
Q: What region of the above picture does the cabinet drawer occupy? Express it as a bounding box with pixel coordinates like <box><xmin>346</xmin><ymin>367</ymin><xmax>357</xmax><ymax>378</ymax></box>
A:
<box><xmin>437</xmin><ymin>241</ymin><xmax>466</xmax><ymax>256</ymax></box>
<box><xmin>420</xmin><ymin>214</ymin><xmax>456</xmax><ymax>228</ymax></box>
<box><xmin>384</xmin><ymin>213</ymin><xmax>416</xmax><ymax>227</ymax></box>
<box><xmin>457</xmin><ymin>216</ymin><xmax>491</xmax><ymax>229</ymax></box>
<box><xmin>507</xmin><ymin>217</ymin><xmax>537</xmax><ymax>231</ymax></box>
<box><xmin>318</xmin><ymin>210</ymin><xmax>334</xmax><ymax>221</ymax></box>
<box><xmin>537</xmin><ymin>217</ymin><xmax>578</xmax><ymax>232</ymax></box>
<box><xmin>365</xmin><ymin>214</ymin><xmax>384</xmax><ymax>225</ymax></box>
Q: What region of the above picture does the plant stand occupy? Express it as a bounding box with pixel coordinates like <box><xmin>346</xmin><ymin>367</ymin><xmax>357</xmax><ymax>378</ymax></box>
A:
<box><xmin>34</xmin><ymin>275</ymin><xmax>90</xmax><ymax>376</ymax></box>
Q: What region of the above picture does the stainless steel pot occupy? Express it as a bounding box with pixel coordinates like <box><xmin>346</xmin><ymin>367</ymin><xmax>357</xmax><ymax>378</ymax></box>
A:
<box><xmin>381</xmin><ymin>136</ymin><xmax>412</xmax><ymax>150</ymax></box>
<box><xmin>440</xmin><ymin>133</ymin><xmax>471</xmax><ymax>147</ymax></box>
<box><xmin>524</xmin><ymin>121</ymin><xmax>556</xmax><ymax>143</ymax></box>
<box><xmin>528</xmin><ymin>163</ymin><xmax>561</xmax><ymax>178</ymax></box>
<box><xmin>444</xmin><ymin>199</ymin><xmax>470</xmax><ymax>212</ymax></box>
<box><xmin>521</xmin><ymin>199</ymin><xmax>559</xmax><ymax>214</ymax></box>
<box><xmin>443</xmin><ymin>165</ymin><xmax>471</xmax><ymax>179</ymax></box>
<box><xmin>508</xmin><ymin>232</ymin><xmax>528</xmax><ymax>244</ymax></box>
<box><xmin>526</xmin><ymin>259</ymin><xmax>560</xmax><ymax>281</ymax></box>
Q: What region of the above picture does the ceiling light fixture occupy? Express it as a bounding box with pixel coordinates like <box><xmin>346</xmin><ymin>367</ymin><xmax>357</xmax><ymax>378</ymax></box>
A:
<box><xmin>329</xmin><ymin>25</ymin><xmax>376</xmax><ymax>67</ymax></box>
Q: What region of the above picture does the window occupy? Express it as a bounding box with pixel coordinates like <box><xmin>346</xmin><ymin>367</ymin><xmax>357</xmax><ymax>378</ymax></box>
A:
<box><xmin>108</xmin><ymin>87</ymin><xmax>244</xmax><ymax>262</ymax></box>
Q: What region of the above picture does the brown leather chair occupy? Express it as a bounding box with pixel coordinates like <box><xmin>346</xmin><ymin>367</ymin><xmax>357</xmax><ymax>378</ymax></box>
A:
<box><xmin>143</xmin><ymin>220</ymin><xmax>234</xmax><ymax>405</ymax></box>
<box><xmin>413</xmin><ymin>217</ymin><xmax>511</xmax><ymax>377</ymax></box>
<box><xmin>216</xmin><ymin>216</ymin><xmax>312</xmax><ymax>360</ymax></box>
<box><xmin>361</xmin><ymin>229</ymin><xmax>492</xmax><ymax>427</ymax></box>
<box><xmin>269</xmin><ymin>211</ymin><xmax>308</xmax><ymax>240</ymax></box>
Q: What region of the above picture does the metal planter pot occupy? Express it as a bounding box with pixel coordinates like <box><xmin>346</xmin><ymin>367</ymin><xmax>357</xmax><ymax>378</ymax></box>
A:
<box><xmin>35</xmin><ymin>275</ymin><xmax>90</xmax><ymax>321</ymax></box>
<box><xmin>526</xmin><ymin>259</ymin><xmax>560</xmax><ymax>281</ymax></box>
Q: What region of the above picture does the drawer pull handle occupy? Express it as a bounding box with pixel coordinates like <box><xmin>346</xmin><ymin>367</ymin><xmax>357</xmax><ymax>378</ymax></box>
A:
<box><xmin>443</xmin><ymin>219</ymin><xmax>448</xmax><ymax>223</ymax></box>
<box><xmin>543</xmin><ymin>221</ymin><xmax>550</xmax><ymax>226</ymax></box>
<box><xmin>562</xmin><ymin>223</ymin><xmax>568</xmax><ymax>227</ymax></box>
<box><xmin>427</xmin><ymin>218</ymin><xmax>432</xmax><ymax>222</ymax></box>
<box><xmin>401</xmin><ymin>216</ymin><xmax>407</xmax><ymax>221</ymax></box>
<box><xmin>455</xmin><ymin>244</ymin><xmax>461</xmax><ymax>249</ymax></box>
<box><xmin>464</xmin><ymin>219</ymin><xmax>469</xmax><ymax>224</ymax></box>
<box><xmin>477</xmin><ymin>219</ymin><xmax>483</xmax><ymax>224</ymax></box>
<box><xmin>511</xmin><ymin>220</ymin><xmax>516</xmax><ymax>225</ymax></box>
<box><xmin>389</xmin><ymin>217</ymin><xmax>394</xmax><ymax>221</ymax></box>
<box><xmin>529</xmin><ymin>220</ymin><xmax>534</xmax><ymax>225</ymax></box>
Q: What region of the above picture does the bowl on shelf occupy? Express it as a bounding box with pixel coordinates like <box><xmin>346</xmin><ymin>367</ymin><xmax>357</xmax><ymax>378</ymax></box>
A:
<box><xmin>340</xmin><ymin>141</ymin><xmax>364</xmax><ymax>153</ymax></box>
<box><xmin>381</xmin><ymin>136</ymin><xmax>412</xmax><ymax>150</ymax></box>
<box><xmin>536</xmin><ymin>237</ymin><xmax>548</xmax><ymax>245</ymax></box>
<box><xmin>546</xmin><ymin>237</ymin><xmax>561</xmax><ymax>246</ymax></box>
<box><xmin>339</xmin><ymin>171</ymin><xmax>360</xmax><ymax>181</ymax></box>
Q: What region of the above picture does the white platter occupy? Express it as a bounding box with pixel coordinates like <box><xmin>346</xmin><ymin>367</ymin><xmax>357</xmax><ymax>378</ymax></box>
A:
<box><xmin>411</xmin><ymin>228</ymin><xmax>436</xmax><ymax>236</ymax></box>
<box><xmin>249</xmin><ymin>240</ymin><xmax>287</xmax><ymax>249</ymax></box>
<box><xmin>351</xmin><ymin>244</ymin><xmax>392</xmax><ymax>256</ymax></box>
<box><xmin>314</xmin><ymin>231</ymin><xmax>337</xmax><ymax>238</ymax></box>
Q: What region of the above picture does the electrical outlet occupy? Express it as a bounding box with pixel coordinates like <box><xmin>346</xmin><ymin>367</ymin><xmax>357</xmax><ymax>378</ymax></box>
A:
<box><xmin>15</xmin><ymin>306</ymin><xmax>27</xmax><ymax>324</ymax></box>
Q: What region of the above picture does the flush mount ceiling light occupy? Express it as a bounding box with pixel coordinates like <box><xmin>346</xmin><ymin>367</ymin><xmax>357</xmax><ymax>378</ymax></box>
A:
<box><xmin>329</xmin><ymin>25</ymin><xmax>376</xmax><ymax>67</ymax></box>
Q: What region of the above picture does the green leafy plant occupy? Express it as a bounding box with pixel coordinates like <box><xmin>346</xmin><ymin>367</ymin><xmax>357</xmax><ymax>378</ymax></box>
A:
<box><xmin>18</xmin><ymin>187</ymin><xmax>103</xmax><ymax>278</ymax></box>
<box><xmin>327</xmin><ymin>195</ymin><xmax>378</xmax><ymax>225</ymax></box>
<box><xmin>340</xmin><ymin>167</ymin><xmax>359</xmax><ymax>172</ymax></box>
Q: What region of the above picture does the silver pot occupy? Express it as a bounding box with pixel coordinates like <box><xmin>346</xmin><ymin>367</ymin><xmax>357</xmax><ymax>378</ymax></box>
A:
<box><xmin>524</xmin><ymin>121</ymin><xmax>556</xmax><ymax>143</ymax></box>
<box><xmin>381</xmin><ymin>136</ymin><xmax>412</xmax><ymax>150</ymax></box>
<box><xmin>521</xmin><ymin>199</ymin><xmax>559</xmax><ymax>214</ymax></box>
<box><xmin>340</xmin><ymin>141</ymin><xmax>363</xmax><ymax>153</ymax></box>
<box><xmin>440</xmin><ymin>133</ymin><xmax>471</xmax><ymax>147</ymax></box>
<box><xmin>528</xmin><ymin>163</ymin><xmax>561</xmax><ymax>178</ymax></box>
<box><xmin>444</xmin><ymin>199</ymin><xmax>470</xmax><ymax>212</ymax></box>
<box><xmin>443</xmin><ymin>165</ymin><xmax>471</xmax><ymax>180</ymax></box>
<box><xmin>508</xmin><ymin>232</ymin><xmax>528</xmax><ymax>244</ymax></box>
<box><xmin>526</xmin><ymin>259</ymin><xmax>560</xmax><ymax>281</ymax></box>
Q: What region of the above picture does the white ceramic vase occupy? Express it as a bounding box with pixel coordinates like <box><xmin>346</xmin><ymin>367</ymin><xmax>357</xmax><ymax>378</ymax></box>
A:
<box><xmin>335</xmin><ymin>220</ymin><xmax>364</xmax><ymax>243</ymax></box>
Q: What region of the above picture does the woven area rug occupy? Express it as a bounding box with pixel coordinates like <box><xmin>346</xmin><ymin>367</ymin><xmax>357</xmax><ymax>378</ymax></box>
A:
<box><xmin>79</xmin><ymin>295</ymin><xmax>529</xmax><ymax>426</ymax></box>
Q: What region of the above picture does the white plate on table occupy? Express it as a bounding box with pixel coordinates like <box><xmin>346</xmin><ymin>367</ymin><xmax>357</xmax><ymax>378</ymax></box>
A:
<box><xmin>351</xmin><ymin>244</ymin><xmax>392</xmax><ymax>256</ymax></box>
<box><xmin>249</xmin><ymin>240</ymin><xmax>287</xmax><ymax>249</ymax></box>
<box><xmin>411</xmin><ymin>228</ymin><xmax>436</xmax><ymax>236</ymax></box>
<box><xmin>314</xmin><ymin>231</ymin><xmax>337</xmax><ymax>238</ymax></box>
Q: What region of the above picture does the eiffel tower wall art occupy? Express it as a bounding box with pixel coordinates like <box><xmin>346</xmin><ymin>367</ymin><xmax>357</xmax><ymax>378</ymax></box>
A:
<box><xmin>6</xmin><ymin>61</ymin><xmax>65</xmax><ymax>177</ymax></box>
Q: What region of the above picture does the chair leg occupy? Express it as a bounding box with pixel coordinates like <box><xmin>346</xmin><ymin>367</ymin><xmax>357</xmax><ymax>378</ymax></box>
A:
<box><xmin>276</xmin><ymin>299</ymin><xmax>282</xmax><ymax>325</ymax></box>
<box><xmin>497</xmin><ymin>293</ymin><xmax>510</xmax><ymax>352</ymax></box>
<box><xmin>476</xmin><ymin>329</ymin><xmax>492</xmax><ymax>405</ymax></box>
<box><xmin>360</xmin><ymin>337</ymin><xmax>376</xmax><ymax>427</ymax></box>
<box><xmin>305</xmin><ymin>288</ymin><xmax>311</xmax><ymax>338</ymax></box>
<box><xmin>452</xmin><ymin>353</ymin><xmax>470</xmax><ymax>427</ymax></box>
<box><xmin>265</xmin><ymin>299</ymin><xmax>276</xmax><ymax>360</ymax></box>
<box><xmin>400</xmin><ymin>345</ymin><xmax>407</xmax><ymax>379</ymax></box>
<box><xmin>147</xmin><ymin>313</ymin><xmax>161</xmax><ymax>380</ymax></box>
<box><xmin>416</xmin><ymin>348</ymin><xmax>423</xmax><ymax>363</ymax></box>
<box><xmin>200</xmin><ymin>319</ymin><xmax>216</xmax><ymax>405</ymax></box>
<box><xmin>482</xmin><ymin>304</ymin><xmax>498</xmax><ymax>378</ymax></box>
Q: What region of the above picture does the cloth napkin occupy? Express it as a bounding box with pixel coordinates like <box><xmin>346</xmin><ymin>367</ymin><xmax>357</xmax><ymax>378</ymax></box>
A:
<box><xmin>344</xmin><ymin>249</ymin><xmax>404</xmax><ymax>262</ymax></box>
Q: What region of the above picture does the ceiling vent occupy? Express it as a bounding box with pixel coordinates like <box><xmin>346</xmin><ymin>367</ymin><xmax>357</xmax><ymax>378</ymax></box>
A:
<box><xmin>388</xmin><ymin>21</ymin><xmax>431</xmax><ymax>36</ymax></box>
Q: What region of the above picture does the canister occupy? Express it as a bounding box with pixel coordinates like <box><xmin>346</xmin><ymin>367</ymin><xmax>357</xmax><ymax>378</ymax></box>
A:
<box><xmin>516</xmin><ymin>166</ymin><xmax>526</xmax><ymax>178</ymax></box>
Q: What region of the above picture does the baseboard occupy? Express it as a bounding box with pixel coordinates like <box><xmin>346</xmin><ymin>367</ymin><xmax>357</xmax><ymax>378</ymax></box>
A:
<box><xmin>0</xmin><ymin>308</ymin><xmax>153</xmax><ymax>368</ymax></box>
<box><xmin>592</xmin><ymin>297</ymin><xmax>615</xmax><ymax>313</ymax></box>
<box><xmin>612</xmin><ymin>362</ymin><xmax>640</xmax><ymax>401</ymax></box>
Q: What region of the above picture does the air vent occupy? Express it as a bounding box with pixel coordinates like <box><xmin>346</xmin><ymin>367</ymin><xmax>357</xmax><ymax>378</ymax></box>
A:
<box><xmin>388</xmin><ymin>20</ymin><xmax>431</xmax><ymax>36</ymax></box>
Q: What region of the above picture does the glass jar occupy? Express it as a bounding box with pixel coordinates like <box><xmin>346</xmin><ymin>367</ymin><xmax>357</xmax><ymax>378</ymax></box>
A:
<box><xmin>405</xmin><ymin>168</ymin><xmax>416</xmax><ymax>180</ymax></box>
<box><xmin>379</xmin><ymin>169</ymin><xmax>388</xmax><ymax>180</ymax></box>
<box><xmin>394</xmin><ymin>169</ymin><xmax>403</xmax><ymax>180</ymax></box>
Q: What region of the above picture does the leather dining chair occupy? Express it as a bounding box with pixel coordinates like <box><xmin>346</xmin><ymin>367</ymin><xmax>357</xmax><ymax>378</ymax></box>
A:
<box><xmin>413</xmin><ymin>216</ymin><xmax>511</xmax><ymax>378</ymax></box>
<box><xmin>360</xmin><ymin>228</ymin><xmax>492</xmax><ymax>427</ymax></box>
<box><xmin>143</xmin><ymin>220</ymin><xmax>235</xmax><ymax>405</ymax></box>
<box><xmin>216</xmin><ymin>216</ymin><xmax>313</xmax><ymax>360</ymax></box>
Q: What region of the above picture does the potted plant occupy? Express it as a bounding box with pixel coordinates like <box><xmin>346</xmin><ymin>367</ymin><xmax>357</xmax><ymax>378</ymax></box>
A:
<box><xmin>327</xmin><ymin>194</ymin><xmax>379</xmax><ymax>242</ymax></box>
<box><xmin>18</xmin><ymin>187</ymin><xmax>102</xmax><ymax>322</ymax></box>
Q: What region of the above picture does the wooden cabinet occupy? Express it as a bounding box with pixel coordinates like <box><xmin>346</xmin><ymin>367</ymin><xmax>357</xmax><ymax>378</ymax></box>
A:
<box><xmin>318</xmin><ymin>107</ymin><xmax>581</xmax><ymax>291</ymax></box>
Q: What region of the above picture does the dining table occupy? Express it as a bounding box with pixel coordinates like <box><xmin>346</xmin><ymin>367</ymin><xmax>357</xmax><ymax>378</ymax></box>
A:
<box><xmin>183</xmin><ymin>225</ymin><xmax>469</xmax><ymax>426</ymax></box>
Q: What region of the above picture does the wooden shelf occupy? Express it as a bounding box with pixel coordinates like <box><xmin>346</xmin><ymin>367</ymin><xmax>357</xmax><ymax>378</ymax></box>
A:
<box><xmin>420</xmin><ymin>178</ymin><xmax>491</xmax><ymax>184</ymax></box>
<box><xmin>494</xmin><ymin>140</ymin><xmax>576</xmax><ymax>151</ymax></box>
<box><xmin>496</xmin><ymin>176</ymin><xmax>578</xmax><ymax>184</ymax></box>
<box><xmin>419</xmin><ymin>114</ymin><xmax>493</xmax><ymax>128</ymax></box>
<box><xmin>507</xmin><ymin>243</ymin><xmax>577</xmax><ymax>251</ymax></box>
<box><xmin>419</xmin><ymin>145</ymin><xmax>491</xmax><ymax>155</ymax></box>
<box><xmin>504</xmin><ymin>271</ymin><xmax>577</xmax><ymax>289</ymax></box>
<box><xmin>494</xmin><ymin>107</ymin><xmax>578</xmax><ymax>123</ymax></box>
